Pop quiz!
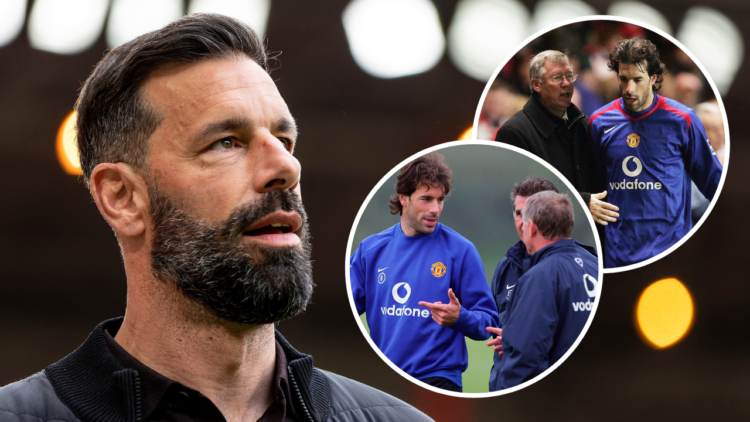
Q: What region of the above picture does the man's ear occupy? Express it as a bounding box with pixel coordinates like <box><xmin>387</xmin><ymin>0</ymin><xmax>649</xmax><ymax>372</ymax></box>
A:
<box><xmin>399</xmin><ymin>194</ymin><xmax>409</xmax><ymax>208</ymax></box>
<box><xmin>531</xmin><ymin>78</ymin><xmax>542</xmax><ymax>93</ymax></box>
<box><xmin>527</xmin><ymin>220</ymin><xmax>538</xmax><ymax>238</ymax></box>
<box><xmin>90</xmin><ymin>163</ymin><xmax>149</xmax><ymax>238</ymax></box>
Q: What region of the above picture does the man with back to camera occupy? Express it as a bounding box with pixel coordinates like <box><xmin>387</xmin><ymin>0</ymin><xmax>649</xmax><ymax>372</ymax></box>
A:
<box><xmin>588</xmin><ymin>38</ymin><xmax>723</xmax><ymax>268</ymax></box>
<box><xmin>349</xmin><ymin>153</ymin><xmax>499</xmax><ymax>393</ymax></box>
<box><xmin>495</xmin><ymin>50</ymin><xmax>620</xmax><ymax>231</ymax></box>
<box><xmin>487</xmin><ymin>191</ymin><xmax>598</xmax><ymax>391</ymax></box>
<box><xmin>0</xmin><ymin>14</ymin><xmax>432</xmax><ymax>422</ymax></box>
<box><xmin>483</xmin><ymin>177</ymin><xmax>571</xmax><ymax>390</ymax></box>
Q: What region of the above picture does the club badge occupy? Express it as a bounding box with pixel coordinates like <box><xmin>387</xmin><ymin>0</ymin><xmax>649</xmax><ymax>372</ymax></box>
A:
<box><xmin>627</xmin><ymin>133</ymin><xmax>640</xmax><ymax>148</ymax></box>
<box><xmin>431</xmin><ymin>262</ymin><xmax>446</xmax><ymax>278</ymax></box>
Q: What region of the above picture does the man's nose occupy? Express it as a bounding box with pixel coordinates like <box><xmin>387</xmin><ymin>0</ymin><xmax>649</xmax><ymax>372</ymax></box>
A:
<box><xmin>626</xmin><ymin>80</ymin><xmax>636</xmax><ymax>93</ymax></box>
<box><xmin>251</xmin><ymin>132</ymin><xmax>301</xmax><ymax>193</ymax></box>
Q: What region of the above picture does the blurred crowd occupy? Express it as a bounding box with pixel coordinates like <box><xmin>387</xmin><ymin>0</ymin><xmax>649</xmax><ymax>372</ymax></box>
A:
<box><xmin>478</xmin><ymin>21</ymin><xmax>726</xmax><ymax>169</ymax></box>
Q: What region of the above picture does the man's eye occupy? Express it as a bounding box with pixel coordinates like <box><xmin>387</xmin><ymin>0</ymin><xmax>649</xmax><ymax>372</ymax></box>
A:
<box><xmin>209</xmin><ymin>138</ymin><xmax>235</xmax><ymax>150</ymax></box>
<box><xmin>277</xmin><ymin>137</ymin><xmax>293</xmax><ymax>150</ymax></box>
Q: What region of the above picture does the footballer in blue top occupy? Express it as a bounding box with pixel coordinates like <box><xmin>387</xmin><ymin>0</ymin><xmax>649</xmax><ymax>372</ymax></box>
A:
<box><xmin>350</xmin><ymin>153</ymin><xmax>498</xmax><ymax>393</ymax></box>
<box><xmin>589</xmin><ymin>38</ymin><xmax>723</xmax><ymax>268</ymax></box>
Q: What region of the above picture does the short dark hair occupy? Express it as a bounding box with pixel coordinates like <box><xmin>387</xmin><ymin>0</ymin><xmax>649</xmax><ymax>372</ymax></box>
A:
<box><xmin>522</xmin><ymin>191</ymin><xmax>574</xmax><ymax>241</ymax></box>
<box><xmin>607</xmin><ymin>38</ymin><xmax>666</xmax><ymax>91</ymax></box>
<box><xmin>389</xmin><ymin>153</ymin><xmax>453</xmax><ymax>215</ymax></box>
<box><xmin>76</xmin><ymin>13</ymin><xmax>272</xmax><ymax>185</ymax></box>
<box><xmin>510</xmin><ymin>177</ymin><xmax>558</xmax><ymax>214</ymax></box>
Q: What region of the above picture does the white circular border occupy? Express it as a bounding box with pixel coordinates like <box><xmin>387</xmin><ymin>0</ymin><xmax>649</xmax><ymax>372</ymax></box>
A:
<box><xmin>344</xmin><ymin>140</ymin><xmax>605</xmax><ymax>398</ymax></box>
<box><xmin>471</xmin><ymin>15</ymin><xmax>731</xmax><ymax>274</ymax></box>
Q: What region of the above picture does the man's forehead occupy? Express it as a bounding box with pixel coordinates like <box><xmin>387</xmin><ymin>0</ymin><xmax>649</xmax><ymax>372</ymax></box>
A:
<box><xmin>142</xmin><ymin>58</ymin><xmax>290</xmax><ymax>118</ymax></box>
<box><xmin>415</xmin><ymin>184</ymin><xmax>445</xmax><ymax>196</ymax></box>
<box><xmin>619</xmin><ymin>61</ymin><xmax>649</xmax><ymax>77</ymax></box>
<box><xmin>545</xmin><ymin>59</ymin><xmax>572</xmax><ymax>73</ymax></box>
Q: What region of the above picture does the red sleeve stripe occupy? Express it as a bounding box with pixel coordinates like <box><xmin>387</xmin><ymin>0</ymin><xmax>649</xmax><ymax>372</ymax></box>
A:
<box><xmin>588</xmin><ymin>100</ymin><xmax>620</xmax><ymax>129</ymax></box>
<box><xmin>659</xmin><ymin>100</ymin><xmax>692</xmax><ymax>129</ymax></box>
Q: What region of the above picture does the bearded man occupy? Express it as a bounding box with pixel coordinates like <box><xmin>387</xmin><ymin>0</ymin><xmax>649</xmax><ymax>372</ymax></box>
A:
<box><xmin>0</xmin><ymin>14</ymin><xmax>430</xmax><ymax>422</ymax></box>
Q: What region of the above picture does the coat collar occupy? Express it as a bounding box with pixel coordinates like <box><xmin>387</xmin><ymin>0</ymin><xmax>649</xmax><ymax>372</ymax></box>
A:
<box><xmin>523</xmin><ymin>92</ymin><xmax>584</xmax><ymax>139</ymax></box>
<box><xmin>44</xmin><ymin>318</ymin><xmax>329</xmax><ymax>422</ymax></box>
<box><xmin>524</xmin><ymin>239</ymin><xmax>597</xmax><ymax>270</ymax></box>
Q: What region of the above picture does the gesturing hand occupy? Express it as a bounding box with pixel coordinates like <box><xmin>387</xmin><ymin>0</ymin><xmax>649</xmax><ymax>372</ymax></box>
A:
<box><xmin>418</xmin><ymin>288</ymin><xmax>461</xmax><ymax>327</ymax></box>
<box><xmin>589</xmin><ymin>191</ymin><xmax>620</xmax><ymax>225</ymax></box>
<box><xmin>485</xmin><ymin>326</ymin><xmax>503</xmax><ymax>356</ymax></box>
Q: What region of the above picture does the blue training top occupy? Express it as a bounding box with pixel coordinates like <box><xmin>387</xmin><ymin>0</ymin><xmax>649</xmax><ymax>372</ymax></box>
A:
<box><xmin>589</xmin><ymin>94</ymin><xmax>722</xmax><ymax>268</ymax></box>
<box><xmin>350</xmin><ymin>223</ymin><xmax>499</xmax><ymax>387</ymax></box>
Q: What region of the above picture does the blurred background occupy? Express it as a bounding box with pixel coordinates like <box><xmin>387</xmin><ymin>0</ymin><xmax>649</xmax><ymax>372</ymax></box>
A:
<box><xmin>350</xmin><ymin>144</ymin><xmax>597</xmax><ymax>393</ymax></box>
<box><xmin>0</xmin><ymin>0</ymin><xmax>748</xmax><ymax>420</ymax></box>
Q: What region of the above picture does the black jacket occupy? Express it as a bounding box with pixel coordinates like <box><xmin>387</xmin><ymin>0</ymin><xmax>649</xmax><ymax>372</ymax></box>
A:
<box><xmin>0</xmin><ymin>319</ymin><xmax>432</xmax><ymax>422</ymax></box>
<box><xmin>495</xmin><ymin>92</ymin><xmax>606</xmax><ymax>205</ymax></box>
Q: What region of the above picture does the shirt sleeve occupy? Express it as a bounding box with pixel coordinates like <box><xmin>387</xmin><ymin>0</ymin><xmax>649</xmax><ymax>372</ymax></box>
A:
<box><xmin>450</xmin><ymin>245</ymin><xmax>500</xmax><ymax>341</ymax></box>
<box><xmin>349</xmin><ymin>246</ymin><xmax>367</xmax><ymax>315</ymax></box>
<box><xmin>685</xmin><ymin>112</ymin><xmax>722</xmax><ymax>201</ymax></box>
<box><xmin>499</xmin><ymin>267</ymin><xmax>558</xmax><ymax>389</ymax></box>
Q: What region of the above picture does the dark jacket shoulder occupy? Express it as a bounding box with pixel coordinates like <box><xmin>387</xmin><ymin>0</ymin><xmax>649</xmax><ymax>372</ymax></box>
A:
<box><xmin>0</xmin><ymin>372</ymin><xmax>80</xmax><ymax>422</ymax></box>
<box><xmin>320</xmin><ymin>371</ymin><xmax>432</xmax><ymax>421</ymax></box>
<box><xmin>0</xmin><ymin>319</ymin><xmax>432</xmax><ymax>422</ymax></box>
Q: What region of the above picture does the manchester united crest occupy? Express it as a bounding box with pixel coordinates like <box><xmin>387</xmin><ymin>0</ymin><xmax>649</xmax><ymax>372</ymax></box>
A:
<box><xmin>627</xmin><ymin>133</ymin><xmax>640</xmax><ymax>148</ymax></box>
<box><xmin>431</xmin><ymin>262</ymin><xmax>447</xmax><ymax>278</ymax></box>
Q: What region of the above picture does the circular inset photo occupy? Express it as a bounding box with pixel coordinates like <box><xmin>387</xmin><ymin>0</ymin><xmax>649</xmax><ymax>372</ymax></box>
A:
<box><xmin>474</xmin><ymin>17</ymin><xmax>729</xmax><ymax>273</ymax></box>
<box><xmin>346</xmin><ymin>141</ymin><xmax>603</xmax><ymax>396</ymax></box>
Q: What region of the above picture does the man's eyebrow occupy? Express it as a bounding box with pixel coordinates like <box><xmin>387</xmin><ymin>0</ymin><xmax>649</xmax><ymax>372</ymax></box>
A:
<box><xmin>194</xmin><ymin>116</ymin><xmax>251</xmax><ymax>144</ymax></box>
<box><xmin>274</xmin><ymin>116</ymin><xmax>299</xmax><ymax>139</ymax></box>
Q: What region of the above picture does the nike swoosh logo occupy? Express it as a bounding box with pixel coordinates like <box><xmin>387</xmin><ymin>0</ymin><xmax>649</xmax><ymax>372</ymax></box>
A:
<box><xmin>506</xmin><ymin>284</ymin><xmax>516</xmax><ymax>290</ymax></box>
<box><xmin>604</xmin><ymin>125</ymin><xmax>618</xmax><ymax>134</ymax></box>
<box><xmin>378</xmin><ymin>267</ymin><xmax>388</xmax><ymax>272</ymax></box>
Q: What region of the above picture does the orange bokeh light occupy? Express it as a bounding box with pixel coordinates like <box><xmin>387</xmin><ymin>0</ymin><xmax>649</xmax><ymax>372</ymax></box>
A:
<box><xmin>56</xmin><ymin>110</ymin><xmax>82</xmax><ymax>175</ymax></box>
<box><xmin>458</xmin><ymin>126</ymin><xmax>473</xmax><ymax>140</ymax></box>
<box><xmin>635</xmin><ymin>278</ymin><xmax>695</xmax><ymax>349</ymax></box>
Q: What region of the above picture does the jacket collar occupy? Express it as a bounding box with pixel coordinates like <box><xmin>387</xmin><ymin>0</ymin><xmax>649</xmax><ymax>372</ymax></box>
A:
<box><xmin>526</xmin><ymin>238</ymin><xmax>597</xmax><ymax>269</ymax></box>
<box><xmin>44</xmin><ymin>318</ymin><xmax>329</xmax><ymax>422</ymax></box>
<box><xmin>505</xmin><ymin>240</ymin><xmax>529</xmax><ymax>266</ymax></box>
<box><xmin>524</xmin><ymin>92</ymin><xmax>584</xmax><ymax>138</ymax></box>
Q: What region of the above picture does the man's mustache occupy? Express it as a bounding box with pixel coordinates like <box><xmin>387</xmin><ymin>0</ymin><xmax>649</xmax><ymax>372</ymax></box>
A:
<box><xmin>224</xmin><ymin>190</ymin><xmax>306</xmax><ymax>239</ymax></box>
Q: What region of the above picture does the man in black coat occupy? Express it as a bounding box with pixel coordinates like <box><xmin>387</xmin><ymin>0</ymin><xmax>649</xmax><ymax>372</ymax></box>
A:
<box><xmin>495</xmin><ymin>50</ymin><xmax>619</xmax><ymax>227</ymax></box>
<box><xmin>0</xmin><ymin>14</ymin><xmax>431</xmax><ymax>422</ymax></box>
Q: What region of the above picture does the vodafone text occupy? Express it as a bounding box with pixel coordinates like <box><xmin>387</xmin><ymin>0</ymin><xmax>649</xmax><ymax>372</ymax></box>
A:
<box><xmin>572</xmin><ymin>299</ymin><xmax>594</xmax><ymax>312</ymax></box>
<box><xmin>609</xmin><ymin>179</ymin><xmax>662</xmax><ymax>190</ymax></box>
<box><xmin>381</xmin><ymin>305</ymin><xmax>431</xmax><ymax>318</ymax></box>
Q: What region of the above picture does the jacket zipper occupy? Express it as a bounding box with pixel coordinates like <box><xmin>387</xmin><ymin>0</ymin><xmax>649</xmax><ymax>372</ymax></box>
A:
<box><xmin>287</xmin><ymin>367</ymin><xmax>314</xmax><ymax>422</ymax></box>
<box><xmin>133</xmin><ymin>370</ymin><xmax>142</xmax><ymax>422</ymax></box>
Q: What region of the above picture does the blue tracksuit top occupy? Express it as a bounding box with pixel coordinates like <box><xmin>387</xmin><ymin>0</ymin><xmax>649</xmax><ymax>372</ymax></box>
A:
<box><xmin>589</xmin><ymin>94</ymin><xmax>722</xmax><ymax>268</ymax></box>
<box><xmin>493</xmin><ymin>238</ymin><xmax>598</xmax><ymax>391</ymax></box>
<box><xmin>350</xmin><ymin>222</ymin><xmax>499</xmax><ymax>387</ymax></box>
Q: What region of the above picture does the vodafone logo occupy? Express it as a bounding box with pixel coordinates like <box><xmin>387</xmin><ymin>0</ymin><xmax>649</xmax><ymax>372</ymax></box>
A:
<box><xmin>583</xmin><ymin>274</ymin><xmax>597</xmax><ymax>298</ymax></box>
<box><xmin>622</xmin><ymin>156</ymin><xmax>643</xmax><ymax>177</ymax></box>
<box><xmin>392</xmin><ymin>282</ymin><xmax>411</xmax><ymax>304</ymax></box>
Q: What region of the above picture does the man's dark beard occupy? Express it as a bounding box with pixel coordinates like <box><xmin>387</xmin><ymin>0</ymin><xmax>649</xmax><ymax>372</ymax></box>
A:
<box><xmin>148</xmin><ymin>186</ymin><xmax>313</xmax><ymax>325</ymax></box>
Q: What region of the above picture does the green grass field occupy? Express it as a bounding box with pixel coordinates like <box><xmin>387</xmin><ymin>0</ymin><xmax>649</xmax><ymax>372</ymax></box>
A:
<box><xmin>359</xmin><ymin>314</ymin><xmax>494</xmax><ymax>393</ymax></box>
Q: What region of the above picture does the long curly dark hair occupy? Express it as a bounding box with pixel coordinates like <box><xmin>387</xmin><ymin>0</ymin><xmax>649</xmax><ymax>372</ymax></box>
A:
<box><xmin>608</xmin><ymin>38</ymin><xmax>667</xmax><ymax>91</ymax></box>
<box><xmin>389</xmin><ymin>153</ymin><xmax>453</xmax><ymax>215</ymax></box>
